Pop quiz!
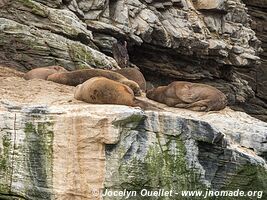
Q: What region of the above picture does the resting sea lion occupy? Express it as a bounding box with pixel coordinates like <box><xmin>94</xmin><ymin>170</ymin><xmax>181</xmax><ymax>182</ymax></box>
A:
<box><xmin>146</xmin><ymin>81</ymin><xmax>227</xmax><ymax>111</ymax></box>
<box><xmin>74</xmin><ymin>77</ymin><xmax>161</xmax><ymax>110</ymax></box>
<box><xmin>47</xmin><ymin>69</ymin><xmax>141</xmax><ymax>96</ymax></box>
<box><xmin>114</xmin><ymin>68</ymin><xmax>146</xmax><ymax>91</ymax></box>
<box><xmin>23</xmin><ymin>66</ymin><xmax>68</xmax><ymax>80</ymax></box>
<box><xmin>74</xmin><ymin>77</ymin><xmax>134</xmax><ymax>106</ymax></box>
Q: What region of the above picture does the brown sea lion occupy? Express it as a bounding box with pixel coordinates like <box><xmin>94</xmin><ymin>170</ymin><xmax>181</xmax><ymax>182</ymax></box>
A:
<box><xmin>47</xmin><ymin>69</ymin><xmax>141</xmax><ymax>96</ymax></box>
<box><xmin>74</xmin><ymin>77</ymin><xmax>135</xmax><ymax>106</ymax></box>
<box><xmin>74</xmin><ymin>77</ymin><xmax>161</xmax><ymax>110</ymax></box>
<box><xmin>23</xmin><ymin>66</ymin><xmax>68</xmax><ymax>80</ymax></box>
<box><xmin>112</xmin><ymin>39</ymin><xmax>129</xmax><ymax>68</ymax></box>
<box><xmin>114</xmin><ymin>68</ymin><xmax>146</xmax><ymax>91</ymax></box>
<box><xmin>146</xmin><ymin>81</ymin><xmax>227</xmax><ymax>111</ymax></box>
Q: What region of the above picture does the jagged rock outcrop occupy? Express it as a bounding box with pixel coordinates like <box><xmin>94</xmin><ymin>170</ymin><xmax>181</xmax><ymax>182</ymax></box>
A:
<box><xmin>0</xmin><ymin>73</ymin><xmax>267</xmax><ymax>199</ymax></box>
<box><xmin>1</xmin><ymin>1</ymin><xmax>267</xmax><ymax>199</ymax></box>
<box><xmin>241</xmin><ymin>0</ymin><xmax>267</xmax><ymax>121</ymax></box>
<box><xmin>0</xmin><ymin>0</ymin><xmax>118</xmax><ymax>71</ymax></box>
<box><xmin>0</xmin><ymin>0</ymin><xmax>266</xmax><ymax>121</ymax></box>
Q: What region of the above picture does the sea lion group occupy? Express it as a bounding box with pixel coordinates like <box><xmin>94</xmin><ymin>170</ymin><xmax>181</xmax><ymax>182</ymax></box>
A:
<box><xmin>46</xmin><ymin>68</ymin><xmax>142</xmax><ymax>96</ymax></box>
<box><xmin>24</xmin><ymin>65</ymin><xmax>227</xmax><ymax>111</ymax></box>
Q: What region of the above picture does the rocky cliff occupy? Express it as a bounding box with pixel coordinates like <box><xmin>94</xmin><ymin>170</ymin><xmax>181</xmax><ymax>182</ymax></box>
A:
<box><xmin>241</xmin><ymin>0</ymin><xmax>267</xmax><ymax>121</ymax></box>
<box><xmin>0</xmin><ymin>74</ymin><xmax>266</xmax><ymax>200</ymax></box>
<box><xmin>1</xmin><ymin>0</ymin><xmax>267</xmax><ymax>199</ymax></box>
<box><xmin>0</xmin><ymin>0</ymin><xmax>266</xmax><ymax>121</ymax></box>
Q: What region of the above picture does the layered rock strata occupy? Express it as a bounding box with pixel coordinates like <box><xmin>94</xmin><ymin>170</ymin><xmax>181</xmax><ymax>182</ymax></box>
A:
<box><xmin>0</xmin><ymin>75</ymin><xmax>266</xmax><ymax>199</ymax></box>
<box><xmin>0</xmin><ymin>0</ymin><xmax>266</xmax><ymax>121</ymax></box>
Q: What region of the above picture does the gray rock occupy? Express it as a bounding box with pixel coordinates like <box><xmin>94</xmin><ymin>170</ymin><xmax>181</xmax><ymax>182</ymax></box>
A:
<box><xmin>232</xmin><ymin>45</ymin><xmax>244</xmax><ymax>54</ymax></box>
<box><xmin>204</xmin><ymin>16</ymin><xmax>221</xmax><ymax>32</ymax></box>
<box><xmin>193</xmin><ymin>0</ymin><xmax>227</xmax><ymax>12</ymax></box>
<box><xmin>0</xmin><ymin>0</ymin><xmax>266</xmax><ymax>121</ymax></box>
<box><xmin>0</xmin><ymin>18</ymin><xmax>118</xmax><ymax>71</ymax></box>
<box><xmin>243</xmin><ymin>0</ymin><xmax>267</xmax><ymax>105</ymax></box>
<box><xmin>0</xmin><ymin>85</ymin><xmax>266</xmax><ymax>199</ymax></box>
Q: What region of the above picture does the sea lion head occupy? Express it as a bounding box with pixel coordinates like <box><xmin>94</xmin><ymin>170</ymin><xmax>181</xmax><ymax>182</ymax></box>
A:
<box><xmin>74</xmin><ymin>84</ymin><xmax>82</xmax><ymax>100</ymax></box>
<box><xmin>121</xmin><ymin>80</ymin><xmax>141</xmax><ymax>96</ymax></box>
<box><xmin>146</xmin><ymin>88</ymin><xmax>155</xmax><ymax>99</ymax></box>
<box><xmin>146</xmin><ymin>86</ymin><xmax>166</xmax><ymax>100</ymax></box>
<box><xmin>47</xmin><ymin>65</ymin><xmax>68</xmax><ymax>72</ymax></box>
<box><xmin>47</xmin><ymin>72</ymin><xmax>68</xmax><ymax>84</ymax></box>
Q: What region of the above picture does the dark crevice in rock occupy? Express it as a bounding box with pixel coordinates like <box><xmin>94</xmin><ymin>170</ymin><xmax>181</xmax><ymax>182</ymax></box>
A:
<box><xmin>129</xmin><ymin>43</ymin><xmax>230</xmax><ymax>86</ymax></box>
<box><xmin>198</xmin><ymin>9</ymin><xmax>228</xmax><ymax>15</ymax></box>
<box><xmin>0</xmin><ymin>192</ymin><xmax>29</xmax><ymax>200</ymax></box>
<box><xmin>89</xmin><ymin>29</ymin><xmax>131</xmax><ymax>45</ymax></box>
<box><xmin>230</xmin><ymin>97</ymin><xmax>267</xmax><ymax>122</ymax></box>
<box><xmin>256</xmin><ymin>96</ymin><xmax>267</xmax><ymax>106</ymax></box>
<box><xmin>242</xmin><ymin>1</ymin><xmax>267</xmax><ymax>12</ymax></box>
<box><xmin>130</xmin><ymin>44</ymin><xmax>221</xmax><ymax>80</ymax></box>
<box><xmin>128</xmin><ymin>41</ymin><xmax>267</xmax><ymax>121</ymax></box>
<box><xmin>62</xmin><ymin>0</ymin><xmax>71</xmax><ymax>5</ymax></box>
<box><xmin>243</xmin><ymin>0</ymin><xmax>267</xmax><ymax>104</ymax></box>
<box><xmin>60</xmin><ymin>32</ymin><xmax>93</xmax><ymax>47</ymax></box>
<box><xmin>262</xmin><ymin>152</ymin><xmax>267</xmax><ymax>162</ymax></box>
<box><xmin>109</xmin><ymin>0</ymin><xmax>117</xmax><ymax>20</ymax></box>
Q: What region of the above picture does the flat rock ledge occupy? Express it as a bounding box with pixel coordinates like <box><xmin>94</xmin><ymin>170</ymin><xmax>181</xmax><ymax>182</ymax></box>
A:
<box><xmin>0</xmin><ymin>77</ymin><xmax>267</xmax><ymax>200</ymax></box>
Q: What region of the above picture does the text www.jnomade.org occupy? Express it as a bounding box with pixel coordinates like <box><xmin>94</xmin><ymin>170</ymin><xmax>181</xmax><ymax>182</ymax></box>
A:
<box><xmin>91</xmin><ymin>188</ymin><xmax>263</xmax><ymax>199</ymax></box>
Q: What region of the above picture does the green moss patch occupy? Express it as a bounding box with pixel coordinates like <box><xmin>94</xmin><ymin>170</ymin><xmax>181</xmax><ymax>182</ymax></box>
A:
<box><xmin>18</xmin><ymin>0</ymin><xmax>48</xmax><ymax>17</ymax></box>
<box><xmin>23</xmin><ymin>120</ymin><xmax>54</xmax><ymax>199</ymax></box>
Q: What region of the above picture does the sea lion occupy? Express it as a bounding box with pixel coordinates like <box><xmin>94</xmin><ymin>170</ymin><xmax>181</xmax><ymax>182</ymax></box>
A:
<box><xmin>47</xmin><ymin>69</ymin><xmax>141</xmax><ymax>96</ymax></box>
<box><xmin>112</xmin><ymin>39</ymin><xmax>129</xmax><ymax>68</ymax></box>
<box><xmin>74</xmin><ymin>77</ymin><xmax>134</xmax><ymax>106</ymax></box>
<box><xmin>74</xmin><ymin>77</ymin><xmax>160</xmax><ymax>110</ymax></box>
<box><xmin>23</xmin><ymin>66</ymin><xmax>68</xmax><ymax>80</ymax></box>
<box><xmin>114</xmin><ymin>68</ymin><xmax>147</xmax><ymax>91</ymax></box>
<box><xmin>146</xmin><ymin>81</ymin><xmax>227</xmax><ymax>111</ymax></box>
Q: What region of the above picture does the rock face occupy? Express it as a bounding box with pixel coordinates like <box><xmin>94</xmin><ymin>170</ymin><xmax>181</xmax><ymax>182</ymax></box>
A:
<box><xmin>241</xmin><ymin>0</ymin><xmax>267</xmax><ymax>121</ymax></box>
<box><xmin>0</xmin><ymin>75</ymin><xmax>267</xmax><ymax>199</ymax></box>
<box><xmin>0</xmin><ymin>0</ymin><xmax>266</xmax><ymax>121</ymax></box>
<box><xmin>1</xmin><ymin>1</ymin><xmax>267</xmax><ymax>199</ymax></box>
<box><xmin>0</xmin><ymin>0</ymin><xmax>118</xmax><ymax>71</ymax></box>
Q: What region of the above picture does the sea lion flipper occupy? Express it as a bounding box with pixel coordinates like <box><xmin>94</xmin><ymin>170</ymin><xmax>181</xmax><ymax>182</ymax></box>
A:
<box><xmin>174</xmin><ymin>102</ymin><xmax>207</xmax><ymax>112</ymax></box>
<box><xmin>123</xmin><ymin>85</ymin><xmax>134</xmax><ymax>96</ymax></box>
<box><xmin>174</xmin><ymin>103</ymin><xmax>190</xmax><ymax>108</ymax></box>
<box><xmin>185</xmin><ymin>100</ymin><xmax>209</xmax><ymax>111</ymax></box>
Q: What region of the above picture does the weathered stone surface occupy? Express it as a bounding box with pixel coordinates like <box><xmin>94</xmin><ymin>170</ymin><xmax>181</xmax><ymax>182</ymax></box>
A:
<box><xmin>0</xmin><ymin>104</ymin><xmax>142</xmax><ymax>200</ymax></box>
<box><xmin>0</xmin><ymin>72</ymin><xmax>266</xmax><ymax>199</ymax></box>
<box><xmin>242</xmin><ymin>0</ymin><xmax>267</xmax><ymax>100</ymax></box>
<box><xmin>0</xmin><ymin>1</ymin><xmax>266</xmax><ymax>199</ymax></box>
<box><xmin>193</xmin><ymin>0</ymin><xmax>227</xmax><ymax>12</ymax></box>
<box><xmin>0</xmin><ymin>1</ymin><xmax>118</xmax><ymax>71</ymax></box>
<box><xmin>0</xmin><ymin>0</ymin><xmax>266</xmax><ymax>121</ymax></box>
